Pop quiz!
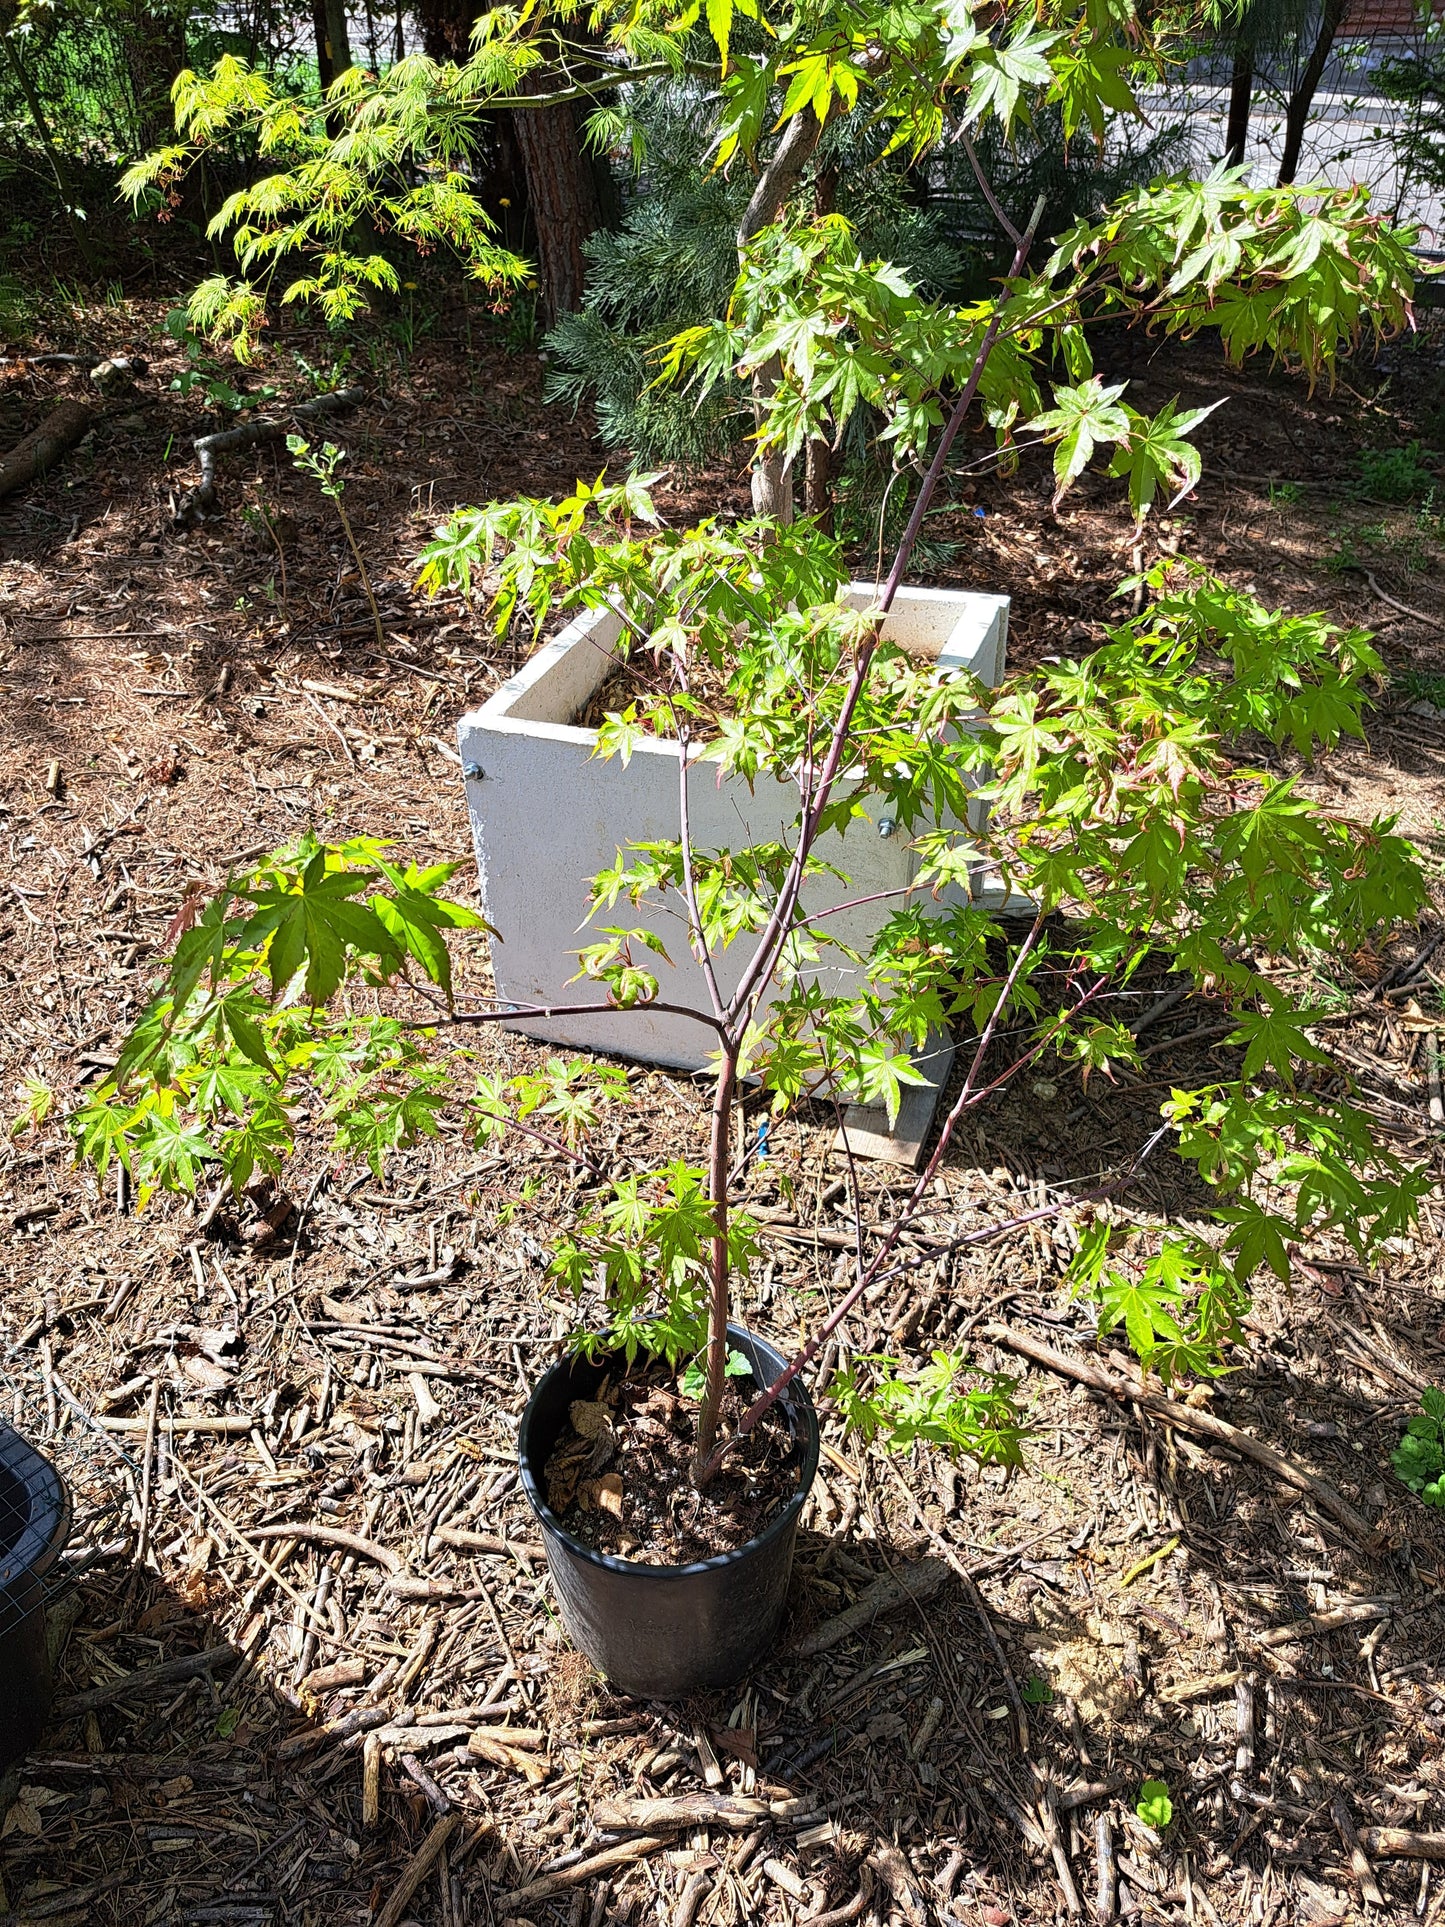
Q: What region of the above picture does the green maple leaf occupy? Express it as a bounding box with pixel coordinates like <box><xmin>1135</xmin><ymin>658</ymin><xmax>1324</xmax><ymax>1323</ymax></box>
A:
<box><xmin>240</xmin><ymin>850</ymin><xmax>400</xmax><ymax>1005</ymax></box>
<box><xmin>1027</xmin><ymin>379</ymin><xmax>1131</xmax><ymax>501</ymax></box>
<box><xmin>1108</xmin><ymin>397</ymin><xmax>1225</xmax><ymax>521</ymax></box>
<box><xmin>1097</xmin><ymin>1258</ymin><xmax>1183</xmax><ymax>1365</ymax></box>
<box><xmin>1225</xmin><ymin>993</ymin><xmax>1333</xmax><ymax>1083</ymax></box>
<box><xmin>963</xmin><ymin>24</ymin><xmax>1060</xmax><ymax>129</ymax></box>
<box><xmin>70</xmin><ymin>1096</ymin><xmax>140</xmax><ymax>1179</ymax></box>
<box><xmin>371</xmin><ymin>858</ymin><xmax>485</xmax><ymax>1002</ymax></box>
<box><xmin>849</xmin><ymin>1038</ymin><xmax>930</xmax><ymax>1126</ymax></box>
<box><xmin>134</xmin><ymin>1108</ymin><xmax>215</xmax><ymax>1196</ymax></box>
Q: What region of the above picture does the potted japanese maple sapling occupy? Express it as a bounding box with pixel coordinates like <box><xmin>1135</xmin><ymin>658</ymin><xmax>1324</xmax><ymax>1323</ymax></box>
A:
<box><xmin>74</xmin><ymin>469</ymin><xmax>1430</xmax><ymax>1694</ymax></box>
<box><xmin>82</xmin><ymin>105</ymin><xmax>1430</xmax><ymax>1693</ymax></box>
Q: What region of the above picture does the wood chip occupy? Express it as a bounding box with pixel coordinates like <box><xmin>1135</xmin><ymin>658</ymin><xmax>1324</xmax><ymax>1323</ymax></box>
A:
<box><xmin>762</xmin><ymin>1857</ymin><xmax>807</xmax><ymax>1900</ymax></box>
<box><xmin>1358</xmin><ymin>1829</ymin><xmax>1445</xmax><ymax>1862</ymax></box>
<box><xmin>594</xmin><ymin>1795</ymin><xmax>769</xmax><ymax>1833</ymax></box>
<box><xmin>494</xmin><ymin>1834</ymin><xmax>670</xmax><ymax>1910</ymax></box>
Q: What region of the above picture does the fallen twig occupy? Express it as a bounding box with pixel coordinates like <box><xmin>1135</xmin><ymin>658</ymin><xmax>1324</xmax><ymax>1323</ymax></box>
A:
<box><xmin>1332</xmin><ymin>1796</ymin><xmax>1386</xmax><ymax>1907</ymax></box>
<box><xmin>494</xmin><ymin>1834</ymin><xmax>671</xmax><ymax>1910</ymax></box>
<box><xmin>371</xmin><ymin>1811</ymin><xmax>461</xmax><ymax>1927</ymax></box>
<box><xmin>1257</xmin><ymin>1597</ymin><xmax>1396</xmax><ymax>1649</ymax></box>
<box><xmin>986</xmin><ymin>1325</ymin><xmax>1375</xmax><ymax>1541</ymax></box>
<box><xmin>1093</xmin><ymin>1812</ymin><xmax>1116</xmax><ymax>1926</ymax></box>
<box><xmin>246</xmin><ymin>1520</ymin><xmax>405</xmax><ymax>1575</ymax></box>
<box><xmin>788</xmin><ymin>1556</ymin><xmax>949</xmax><ymax>1658</ymax></box>
<box><xmin>804</xmin><ymin>1869</ymin><xmax>874</xmax><ymax>1927</ymax></box>
<box><xmin>1036</xmin><ymin>1779</ymin><xmax>1084</xmax><ymax>1918</ymax></box>
<box><xmin>1341</xmin><ymin>563</ymin><xmax>1445</xmax><ymax>631</ymax></box>
<box><xmin>175</xmin><ymin>386</ymin><xmax>365</xmax><ymax>524</ymax></box>
<box><xmin>53</xmin><ymin>1645</ymin><xmax>237</xmax><ymax>1718</ymax></box>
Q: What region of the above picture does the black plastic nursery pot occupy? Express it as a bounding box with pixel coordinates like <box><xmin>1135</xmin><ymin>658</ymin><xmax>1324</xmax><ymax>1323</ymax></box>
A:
<box><xmin>0</xmin><ymin>1425</ymin><xmax>71</xmax><ymax>1770</ymax></box>
<box><xmin>518</xmin><ymin>1323</ymin><xmax>820</xmax><ymax>1700</ymax></box>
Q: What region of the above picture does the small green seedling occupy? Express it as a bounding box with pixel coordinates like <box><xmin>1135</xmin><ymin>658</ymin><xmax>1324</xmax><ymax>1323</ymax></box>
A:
<box><xmin>9</xmin><ymin>1076</ymin><xmax>53</xmax><ymax>1138</ymax></box>
<box><xmin>1021</xmin><ymin>1675</ymin><xmax>1054</xmax><ymax>1706</ymax></box>
<box><xmin>166</xmin><ymin>306</ymin><xmax>275</xmax><ymax>413</ymax></box>
<box><xmin>681</xmin><ymin>1350</ymin><xmax>752</xmax><ymax>1400</ymax></box>
<box><xmin>287</xmin><ymin>435</ymin><xmax>384</xmax><ymax>649</ymax></box>
<box><xmin>1392</xmin><ymin>1389</ymin><xmax>1445</xmax><ymax>1507</ymax></box>
<box><xmin>1136</xmin><ymin>1781</ymin><xmax>1173</xmax><ymax>1830</ymax></box>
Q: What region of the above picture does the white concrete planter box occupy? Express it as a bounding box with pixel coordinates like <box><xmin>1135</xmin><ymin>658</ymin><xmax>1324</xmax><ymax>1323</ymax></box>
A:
<box><xmin>456</xmin><ymin>584</ymin><xmax>1008</xmax><ymax>1078</ymax></box>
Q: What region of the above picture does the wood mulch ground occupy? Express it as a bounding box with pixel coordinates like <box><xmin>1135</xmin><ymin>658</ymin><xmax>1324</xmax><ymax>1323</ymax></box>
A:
<box><xmin>0</xmin><ymin>292</ymin><xmax>1442</xmax><ymax>1927</ymax></box>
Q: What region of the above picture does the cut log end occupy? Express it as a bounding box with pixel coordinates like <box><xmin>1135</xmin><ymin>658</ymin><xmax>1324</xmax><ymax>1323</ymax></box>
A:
<box><xmin>0</xmin><ymin>399</ymin><xmax>95</xmax><ymax>502</ymax></box>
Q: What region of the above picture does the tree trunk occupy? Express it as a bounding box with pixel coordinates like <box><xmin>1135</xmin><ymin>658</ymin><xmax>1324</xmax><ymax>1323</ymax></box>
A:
<box><xmin>803</xmin><ymin>161</ymin><xmax>840</xmax><ymax>530</ymax></box>
<box><xmin>1277</xmin><ymin>0</ymin><xmax>1349</xmax><ymax>184</ymax></box>
<box><xmin>751</xmin><ymin>437</ymin><xmax>795</xmax><ymax>522</ymax></box>
<box><xmin>1225</xmin><ymin>39</ymin><xmax>1254</xmax><ymax>167</ymax></box>
<box><xmin>736</xmin><ymin>110</ymin><xmax>831</xmax><ymax>524</ymax></box>
<box><xmin>312</xmin><ymin>0</ymin><xmax>335</xmax><ymax>87</ymax></box>
<box><xmin>804</xmin><ymin>437</ymin><xmax>832</xmax><ymax>532</ymax></box>
<box><xmin>116</xmin><ymin>4</ymin><xmax>187</xmax><ymax>152</ymax></box>
<box><xmin>324</xmin><ymin>0</ymin><xmax>354</xmax><ymax>76</ymax></box>
<box><xmin>510</xmin><ymin>94</ymin><xmax>601</xmax><ymax>324</ymax></box>
<box><xmin>0</xmin><ymin>30</ymin><xmax>94</xmax><ymax>267</ymax></box>
<box><xmin>415</xmin><ymin>2</ymin><xmax>599</xmax><ymax>321</ymax></box>
<box><xmin>415</xmin><ymin>0</ymin><xmax>474</xmax><ymax>56</ymax></box>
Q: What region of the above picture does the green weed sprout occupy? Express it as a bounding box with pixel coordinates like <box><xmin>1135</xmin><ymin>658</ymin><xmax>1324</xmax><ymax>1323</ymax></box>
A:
<box><xmin>287</xmin><ymin>436</ymin><xmax>383</xmax><ymax>650</ymax></box>
<box><xmin>1392</xmin><ymin>1389</ymin><xmax>1445</xmax><ymax>1506</ymax></box>
<box><xmin>1136</xmin><ymin>1781</ymin><xmax>1173</xmax><ymax>1830</ymax></box>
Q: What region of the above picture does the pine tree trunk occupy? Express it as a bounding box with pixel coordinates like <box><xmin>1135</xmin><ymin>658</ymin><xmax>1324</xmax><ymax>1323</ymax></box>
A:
<box><xmin>415</xmin><ymin>0</ymin><xmax>473</xmax><ymax>56</ymax></box>
<box><xmin>1225</xmin><ymin>40</ymin><xmax>1254</xmax><ymax>167</ymax></box>
<box><xmin>1277</xmin><ymin>0</ymin><xmax>1349</xmax><ymax>184</ymax></box>
<box><xmin>325</xmin><ymin>0</ymin><xmax>354</xmax><ymax>76</ymax></box>
<box><xmin>511</xmin><ymin>93</ymin><xmax>601</xmax><ymax>324</ymax></box>
<box><xmin>415</xmin><ymin>3</ymin><xmax>599</xmax><ymax>321</ymax></box>
<box><xmin>116</xmin><ymin>4</ymin><xmax>186</xmax><ymax>151</ymax></box>
<box><xmin>312</xmin><ymin>0</ymin><xmax>335</xmax><ymax>86</ymax></box>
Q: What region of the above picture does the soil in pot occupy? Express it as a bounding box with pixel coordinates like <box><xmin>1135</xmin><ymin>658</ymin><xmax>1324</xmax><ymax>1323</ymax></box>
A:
<box><xmin>575</xmin><ymin>646</ymin><xmax>737</xmax><ymax>734</ymax></box>
<box><xmin>541</xmin><ymin>1355</ymin><xmax>797</xmax><ymax>1564</ymax></box>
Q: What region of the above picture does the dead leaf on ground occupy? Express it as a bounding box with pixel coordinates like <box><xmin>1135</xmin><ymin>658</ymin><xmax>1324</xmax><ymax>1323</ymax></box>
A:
<box><xmin>568</xmin><ymin>1399</ymin><xmax>612</xmax><ymax>1441</ymax></box>
<box><xmin>179</xmin><ymin>1354</ymin><xmax>232</xmax><ymax>1393</ymax></box>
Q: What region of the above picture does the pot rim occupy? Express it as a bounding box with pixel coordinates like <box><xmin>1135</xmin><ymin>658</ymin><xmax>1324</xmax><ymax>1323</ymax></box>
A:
<box><xmin>518</xmin><ymin>1321</ymin><xmax>820</xmax><ymax>1580</ymax></box>
<box><xmin>0</xmin><ymin>1424</ymin><xmax>71</xmax><ymax>1596</ymax></box>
